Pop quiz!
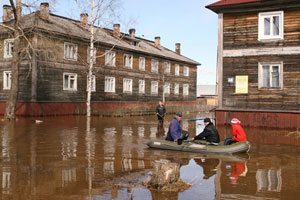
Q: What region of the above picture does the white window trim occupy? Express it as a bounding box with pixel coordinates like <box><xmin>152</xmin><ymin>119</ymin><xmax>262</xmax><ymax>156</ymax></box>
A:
<box><xmin>3</xmin><ymin>71</ymin><xmax>11</xmax><ymax>90</ymax></box>
<box><xmin>183</xmin><ymin>66</ymin><xmax>189</xmax><ymax>76</ymax></box>
<box><xmin>164</xmin><ymin>62</ymin><xmax>170</xmax><ymax>75</ymax></box>
<box><xmin>258</xmin><ymin>11</ymin><xmax>284</xmax><ymax>41</ymax></box>
<box><xmin>4</xmin><ymin>39</ymin><xmax>14</xmax><ymax>59</ymax></box>
<box><xmin>124</xmin><ymin>54</ymin><xmax>133</xmax><ymax>68</ymax></box>
<box><xmin>104</xmin><ymin>76</ymin><xmax>115</xmax><ymax>93</ymax></box>
<box><xmin>123</xmin><ymin>78</ymin><xmax>133</xmax><ymax>93</ymax></box>
<box><xmin>139</xmin><ymin>57</ymin><xmax>145</xmax><ymax>71</ymax></box>
<box><xmin>175</xmin><ymin>64</ymin><xmax>180</xmax><ymax>76</ymax></box>
<box><xmin>139</xmin><ymin>80</ymin><xmax>145</xmax><ymax>94</ymax></box>
<box><xmin>105</xmin><ymin>50</ymin><xmax>116</xmax><ymax>66</ymax></box>
<box><xmin>87</xmin><ymin>47</ymin><xmax>96</xmax><ymax>64</ymax></box>
<box><xmin>151</xmin><ymin>59</ymin><xmax>158</xmax><ymax>73</ymax></box>
<box><xmin>258</xmin><ymin>62</ymin><xmax>283</xmax><ymax>90</ymax></box>
<box><xmin>151</xmin><ymin>81</ymin><xmax>158</xmax><ymax>94</ymax></box>
<box><xmin>174</xmin><ymin>83</ymin><xmax>179</xmax><ymax>95</ymax></box>
<box><xmin>183</xmin><ymin>84</ymin><xmax>189</xmax><ymax>96</ymax></box>
<box><xmin>63</xmin><ymin>72</ymin><xmax>77</xmax><ymax>91</ymax></box>
<box><xmin>164</xmin><ymin>82</ymin><xmax>170</xmax><ymax>94</ymax></box>
<box><xmin>86</xmin><ymin>75</ymin><xmax>96</xmax><ymax>92</ymax></box>
<box><xmin>64</xmin><ymin>42</ymin><xmax>78</xmax><ymax>61</ymax></box>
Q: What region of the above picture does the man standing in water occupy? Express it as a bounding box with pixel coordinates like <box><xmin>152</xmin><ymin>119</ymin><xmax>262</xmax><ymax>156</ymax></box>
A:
<box><xmin>156</xmin><ymin>101</ymin><xmax>166</xmax><ymax>124</ymax></box>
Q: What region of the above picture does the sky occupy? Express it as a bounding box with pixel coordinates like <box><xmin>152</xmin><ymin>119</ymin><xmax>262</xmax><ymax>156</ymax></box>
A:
<box><xmin>0</xmin><ymin>0</ymin><xmax>218</xmax><ymax>85</ymax></box>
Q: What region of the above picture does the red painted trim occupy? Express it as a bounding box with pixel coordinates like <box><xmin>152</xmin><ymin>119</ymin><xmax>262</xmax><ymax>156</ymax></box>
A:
<box><xmin>207</xmin><ymin>0</ymin><xmax>261</xmax><ymax>7</ymax></box>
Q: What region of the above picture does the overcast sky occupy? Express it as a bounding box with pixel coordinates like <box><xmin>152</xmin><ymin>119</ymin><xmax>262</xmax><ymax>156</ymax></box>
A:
<box><xmin>0</xmin><ymin>0</ymin><xmax>218</xmax><ymax>85</ymax></box>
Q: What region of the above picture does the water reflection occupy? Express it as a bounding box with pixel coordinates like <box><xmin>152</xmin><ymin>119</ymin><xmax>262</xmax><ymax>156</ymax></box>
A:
<box><xmin>0</xmin><ymin>115</ymin><xmax>299</xmax><ymax>199</ymax></box>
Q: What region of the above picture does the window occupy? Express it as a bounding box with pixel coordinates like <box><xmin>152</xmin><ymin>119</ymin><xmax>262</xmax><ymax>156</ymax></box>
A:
<box><xmin>4</xmin><ymin>39</ymin><xmax>14</xmax><ymax>59</ymax></box>
<box><xmin>86</xmin><ymin>75</ymin><xmax>96</xmax><ymax>92</ymax></box>
<box><xmin>64</xmin><ymin>42</ymin><xmax>77</xmax><ymax>61</ymax></box>
<box><xmin>175</xmin><ymin>64</ymin><xmax>180</xmax><ymax>76</ymax></box>
<box><xmin>139</xmin><ymin>80</ymin><xmax>145</xmax><ymax>94</ymax></box>
<box><xmin>87</xmin><ymin>47</ymin><xmax>96</xmax><ymax>64</ymax></box>
<box><xmin>183</xmin><ymin>84</ymin><xmax>189</xmax><ymax>96</ymax></box>
<box><xmin>3</xmin><ymin>71</ymin><xmax>11</xmax><ymax>90</ymax></box>
<box><xmin>164</xmin><ymin>82</ymin><xmax>170</xmax><ymax>94</ymax></box>
<box><xmin>63</xmin><ymin>73</ymin><xmax>77</xmax><ymax>91</ymax></box>
<box><xmin>258</xmin><ymin>11</ymin><xmax>284</xmax><ymax>40</ymax></box>
<box><xmin>151</xmin><ymin>81</ymin><xmax>158</xmax><ymax>94</ymax></box>
<box><xmin>151</xmin><ymin>59</ymin><xmax>158</xmax><ymax>73</ymax></box>
<box><xmin>258</xmin><ymin>62</ymin><xmax>283</xmax><ymax>89</ymax></box>
<box><xmin>105</xmin><ymin>76</ymin><xmax>115</xmax><ymax>92</ymax></box>
<box><xmin>105</xmin><ymin>50</ymin><xmax>116</xmax><ymax>66</ymax></box>
<box><xmin>183</xmin><ymin>66</ymin><xmax>189</xmax><ymax>76</ymax></box>
<box><xmin>139</xmin><ymin>57</ymin><xmax>145</xmax><ymax>71</ymax></box>
<box><xmin>124</xmin><ymin>54</ymin><xmax>133</xmax><ymax>68</ymax></box>
<box><xmin>164</xmin><ymin>62</ymin><xmax>170</xmax><ymax>74</ymax></box>
<box><xmin>174</xmin><ymin>83</ymin><xmax>179</xmax><ymax>95</ymax></box>
<box><xmin>123</xmin><ymin>78</ymin><xmax>132</xmax><ymax>93</ymax></box>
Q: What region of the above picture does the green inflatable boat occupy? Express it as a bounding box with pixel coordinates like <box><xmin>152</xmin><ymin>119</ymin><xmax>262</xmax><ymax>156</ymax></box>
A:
<box><xmin>147</xmin><ymin>139</ymin><xmax>250</xmax><ymax>154</ymax></box>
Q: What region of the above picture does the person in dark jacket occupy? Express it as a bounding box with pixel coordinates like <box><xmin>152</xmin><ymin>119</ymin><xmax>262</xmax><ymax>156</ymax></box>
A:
<box><xmin>156</xmin><ymin>101</ymin><xmax>166</xmax><ymax>124</ymax></box>
<box><xmin>193</xmin><ymin>118</ymin><xmax>220</xmax><ymax>144</ymax></box>
<box><xmin>166</xmin><ymin>112</ymin><xmax>189</xmax><ymax>143</ymax></box>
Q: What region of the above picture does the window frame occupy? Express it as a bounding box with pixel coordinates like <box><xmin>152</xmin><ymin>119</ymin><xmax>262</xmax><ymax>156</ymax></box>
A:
<box><xmin>86</xmin><ymin>74</ymin><xmax>96</xmax><ymax>92</ymax></box>
<box><xmin>175</xmin><ymin>64</ymin><xmax>180</xmax><ymax>76</ymax></box>
<box><xmin>139</xmin><ymin>80</ymin><xmax>145</xmax><ymax>94</ymax></box>
<box><xmin>151</xmin><ymin>81</ymin><xmax>158</xmax><ymax>94</ymax></box>
<box><xmin>258</xmin><ymin>62</ymin><xmax>283</xmax><ymax>90</ymax></box>
<box><xmin>105</xmin><ymin>50</ymin><xmax>116</xmax><ymax>66</ymax></box>
<box><xmin>87</xmin><ymin>46</ymin><xmax>97</xmax><ymax>64</ymax></box>
<box><xmin>3</xmin><ymin>71</ymin><xmax>11</xmax><ymax>90</ymax></box>
<box><xmin>123</xmin><ymin>78</ymin><xmax>133</xmax><ymax>93</ymax></box>
<box><xmin>64</xmin><ymin>42</ymin><xmax>78</xmax><ymax>61</ymax></box>
<box><xmin>139</xmin><ymin>57</ymin><xmax>145</xmax><ymax>71</ymax></box>
<box><xmin>123</xmin><ymin>54</ymin><xmax>133</xmax><ymax>68</ymax></box>
<box><xmin>104</xmin><ymin>76</ymin><xmax>116</xmax><ymax>93</ymax></box>
<box><xmin>63</xmin><ymin>72</ymin><xmax>77</xmax><ymax>91</ymax></box>
<box><xmin>183</xmin><ymin>84</ymin><xmax>189</xmax><ymax>96</ymax></box>
<box><xmin>151</xmin><ymin>59</ymin><xmax>158</xmax><ymax>73</ymax></box>
<box><xmin>163</xmin><ymin>62</ymin><xmax>170</xmax><ymax>75</ymax></box>
<box><xmin>174</xmin><ymin>83</ymin><xmax>179</xmax><ymax>95</ymax></box>
<box><xmin>183</xmin><ymin>66</ymin><xmax>189</xmax><ymax>76</ymax></box>
<box><xmin>164</xmin><ymin>82</ymin><xmax>170</xmax><ymax>94</ymax></box>
<box><xmin>258</xmin><ymin>11</ymin><xmax>284</xmax><ymax>41</ymax></box>
<box><xmin>4</xmin><ymin>39</ymin><xmax>14</xmax><ymax>59</ymax></box>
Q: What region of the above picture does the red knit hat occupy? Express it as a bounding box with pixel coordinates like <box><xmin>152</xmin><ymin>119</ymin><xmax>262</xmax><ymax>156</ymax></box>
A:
<box><xmin>231</xmin><ymin>118</ymin><xmax>241</xmax><ymax>124</ymax></box>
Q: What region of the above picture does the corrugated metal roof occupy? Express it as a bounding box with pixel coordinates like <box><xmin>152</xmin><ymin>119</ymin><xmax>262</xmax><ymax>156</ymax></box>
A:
<box><xmin>206</xmin><ymin>0</ymin><xmax>261</xmax><ymax>7</ymax></box>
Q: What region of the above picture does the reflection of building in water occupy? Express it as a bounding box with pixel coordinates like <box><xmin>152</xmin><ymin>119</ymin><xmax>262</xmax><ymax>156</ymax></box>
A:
<box><xmin>103</xmin><ymin>127</ymin><xmax>117</xmax><ymax>175</ymax></box>
<box><xmin>1</xmin><ymin>129</ymin><xmax>11</xmax><ymax>162</ymax></box>
<box><xmin>122</xmin><ymin>126</ymin><xmax>133</xmax><ymax>136</ymax></box>
<box><xmin>150</xmin><ymin>126</ymin><xmax>157</xmax><ymax>138</ymax></box>
<box><xmin>138</xmin><ymin>126</ymin><xmax>145</xmax><ymax>137</ymax></box>
<box><xmin>61</xmin><ymin>128</ymin><xmax>78</xmax><ymax>160</ymax></box>
<box><xmin>2</xmin><ymin>167</ymin><xmax>11</xmax><ymax>194</ymax></box>
<box><xmin>62</xmin><ymin>168</ymin><xmax>77</xmax><ymax>187</ymax></box>
<box><xmin>256</xmin><ymin>169</ymin><xmax>282</xmax><ymax>192</ymax></box>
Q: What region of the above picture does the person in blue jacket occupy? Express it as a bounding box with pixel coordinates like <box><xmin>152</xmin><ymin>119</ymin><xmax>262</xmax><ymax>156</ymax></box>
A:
<box><xmin>166</xmin><ymin>112</ymin><xmax>189</xmax><ymax>144</ymax></box>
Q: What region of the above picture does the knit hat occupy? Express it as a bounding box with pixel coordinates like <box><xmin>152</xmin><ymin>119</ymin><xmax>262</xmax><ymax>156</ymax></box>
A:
<box><xmin>204</xmin><ymin>118</ymin><xmax>211</xmax><ymax>123</ymax></box>
<box><xmin>231</xmin><ymin>118</ymin><xmax>241</xmax><ymax>124</ymax></box>
<box><xmin>176</xmin><ymin>112</ymin><xmax>182</xmax><ymax>117</ymax></box>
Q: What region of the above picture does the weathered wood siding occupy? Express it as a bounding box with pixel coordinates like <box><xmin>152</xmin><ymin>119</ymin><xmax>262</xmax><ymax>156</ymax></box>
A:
<box><xmin>221</xmin><ymin>8</ymin><xmax>300</xmax><ymax>111</ymax></box>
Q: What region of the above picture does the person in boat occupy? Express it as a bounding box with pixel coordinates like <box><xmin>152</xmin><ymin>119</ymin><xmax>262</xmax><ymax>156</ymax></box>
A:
<box><xmin>192</xmin><ymin>118</ymin><xmax>220</xmax><ymax>144</ymax></box>
<box><xmin>166</xmin><ymin>112</ymin><xmax>189</xmax><ymax>144</ymax></box>
<box><xmin>224</xmin><ymin>118</ymin><xmax>247</xmax><ymax>145</ymax></box>
<box><xmin>156</xmin><ymin>101</ymin><xmax>166</xmax><ymax>124</ymax></box>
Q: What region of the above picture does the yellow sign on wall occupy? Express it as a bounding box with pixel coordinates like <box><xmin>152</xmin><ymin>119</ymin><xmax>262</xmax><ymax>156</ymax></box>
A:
<box><xmin>235</xmin><ymin>75</ymin><xmax>248</xmax><ymax>94</ymax></box>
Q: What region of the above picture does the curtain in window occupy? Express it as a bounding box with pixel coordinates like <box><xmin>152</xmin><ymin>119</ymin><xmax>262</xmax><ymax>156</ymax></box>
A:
<box><xmin>262</xmin><ymin>65</ymin><xmax>270</xmax><ymax>87</ymax></box>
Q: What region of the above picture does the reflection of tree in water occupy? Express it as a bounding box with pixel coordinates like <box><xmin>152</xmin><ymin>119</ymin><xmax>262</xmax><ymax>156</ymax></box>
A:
<box><xmin>194</xmin><ymin>158</ymin><xmax>219</xmax><ymax>180</ymax></box>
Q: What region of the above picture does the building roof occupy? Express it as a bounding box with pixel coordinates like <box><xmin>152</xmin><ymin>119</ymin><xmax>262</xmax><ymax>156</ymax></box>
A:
<box><xmin>206</xmin><ymin>0</ymin><xmax>261</xmax><ymax>7</ymax></box>
<box><xmin>0</xmin><ymin>12</ymin><xmax>200</xmax><ymax>66</ymax></box>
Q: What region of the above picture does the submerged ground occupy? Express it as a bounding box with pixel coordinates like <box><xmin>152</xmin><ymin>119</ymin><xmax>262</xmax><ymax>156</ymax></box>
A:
<box><xmin>0</xmin><ymin>113</ymin><xmax>299</xmax><ymax>199</ymax></box>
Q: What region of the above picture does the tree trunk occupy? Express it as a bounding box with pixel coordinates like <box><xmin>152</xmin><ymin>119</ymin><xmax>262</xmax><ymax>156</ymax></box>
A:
<box><xmin>5</xmin><ymin>0</ymin><xmax>22</xmax><ymax>120</ymax></box>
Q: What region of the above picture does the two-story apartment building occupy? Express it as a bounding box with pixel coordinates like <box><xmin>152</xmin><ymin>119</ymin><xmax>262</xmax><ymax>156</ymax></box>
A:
<box><xmin>206</xmin><ymin>0</ymin><xmax>300</xmax><ymax>129</ymax></box>
<box><xmin>0</xmin><ymin>3</ymin><xmax>200</xmax><ymax>116</ymax></box>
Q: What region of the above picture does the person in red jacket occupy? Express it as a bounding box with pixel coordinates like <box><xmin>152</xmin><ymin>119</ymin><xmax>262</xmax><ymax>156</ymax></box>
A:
<box><xmin>225</xmin><ymin>118</ymin><xmax>247</xmax><ymax>145</ymax></box>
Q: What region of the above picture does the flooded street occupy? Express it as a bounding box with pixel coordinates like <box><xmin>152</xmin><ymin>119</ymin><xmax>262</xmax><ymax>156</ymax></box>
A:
<box><xmin>0</xmin><ymin>114</ymin><xmax>300</xmax><ymax>200</ymax></box>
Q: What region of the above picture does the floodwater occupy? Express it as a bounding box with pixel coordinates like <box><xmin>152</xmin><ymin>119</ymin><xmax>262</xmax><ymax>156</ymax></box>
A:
<box><xmin>0</xmin><ymin>114</ymin><xmax>300</xmax><ymax>200</ymax></box>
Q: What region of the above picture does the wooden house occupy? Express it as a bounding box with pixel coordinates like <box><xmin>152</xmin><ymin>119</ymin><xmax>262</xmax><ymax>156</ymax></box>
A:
<box><xmin>206</xmin><ymin>0</ymin><xmax>300</xmax><ymax>129</ymax></box>
<box><xmin>0</xmin><ymin>3</ymin><xmax>200</xmax><ymax>116</ymax></box>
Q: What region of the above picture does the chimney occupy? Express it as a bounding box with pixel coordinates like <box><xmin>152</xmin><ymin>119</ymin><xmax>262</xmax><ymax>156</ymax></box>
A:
<box><xmin>175</xmin><ymin>43</ymin><xmax>181</xmax><ymax>55</ymax></box>
<box><xmin>113</xmin><ymin>24</ymin><xmax>120</xmax><ymax>38</ymax></box>
<box><xmin>80</xmin><ymin>13</ymin><xmax>88</xmax><ymax>26</ymax></box>
<box><xmin>3</xmin><ymin>5</ymin><xmax>13</xmax><ymax>22</ymax></box>
<box><xmin>40</xmin><ymin>2</ymin><xmax>49</xmax><ymax>20</ymax></box>
<box><xmin>129</xmin><ymin>28</ymin><xmax>136</xmax><ymax>38</ymax></box>
<box><xmin>155</xmin><ymin>36</ymin><xmax>161</xmax><ymax>48</ymax></box>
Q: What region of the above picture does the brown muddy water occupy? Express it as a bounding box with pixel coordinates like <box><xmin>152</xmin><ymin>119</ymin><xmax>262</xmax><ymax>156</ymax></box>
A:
<box><xmin>0</xmin><ymin>113</ymin><xmax>300</xmax><ymax>200</ymax></box>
